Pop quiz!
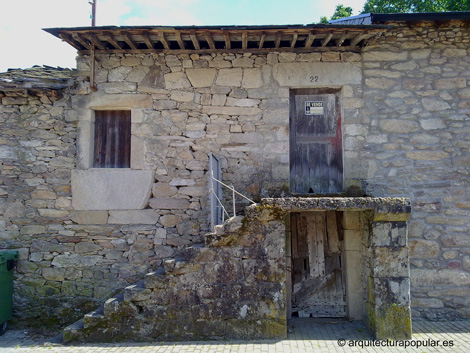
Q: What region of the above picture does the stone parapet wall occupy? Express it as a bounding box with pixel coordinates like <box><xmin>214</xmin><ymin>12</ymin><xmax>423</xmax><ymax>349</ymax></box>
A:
<box><xmin>358</xmin><ymin>21</ymin><xmax>470</xmax><ymax>320</ymax></box>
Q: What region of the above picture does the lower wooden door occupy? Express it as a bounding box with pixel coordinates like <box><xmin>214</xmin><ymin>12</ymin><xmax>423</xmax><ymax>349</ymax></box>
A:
<box><xmin>291</xmin><ymin>211</ymin><xmax>346</xmax><ymax>317</ymax></box>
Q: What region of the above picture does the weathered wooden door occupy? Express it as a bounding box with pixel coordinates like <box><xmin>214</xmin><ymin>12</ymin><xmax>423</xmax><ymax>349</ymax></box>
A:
<box><xmin>291</xmin><ymin>211</ymin><xmax>346</xmax><ymax>317</ymax></box>
<box><xmin>290</xmin><ymin>89</ymin><xmax>342</xmax><ymax>194</ymax></box>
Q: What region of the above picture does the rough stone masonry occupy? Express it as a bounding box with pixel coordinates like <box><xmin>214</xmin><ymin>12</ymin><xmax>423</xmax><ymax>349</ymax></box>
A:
<box><xmin>0</xmin><ymin>15</ymin><xmax>470</xmax><ymax>337</ymax></box>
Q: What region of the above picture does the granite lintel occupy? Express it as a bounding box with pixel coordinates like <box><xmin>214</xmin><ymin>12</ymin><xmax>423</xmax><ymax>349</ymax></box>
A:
<box><xmin>257</xmin><ymin>197</ymin><xmax>411</xmax><ymax>215</ymax></box>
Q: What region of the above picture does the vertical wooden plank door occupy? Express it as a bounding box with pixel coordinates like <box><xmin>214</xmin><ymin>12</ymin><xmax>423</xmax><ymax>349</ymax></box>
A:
<box><xmin>291</xmin><ymin>211</ymin><xmax>346</xmax><ymax>318</ymax></box>
<box><xmin>289</xmin><ymin>89</ymin><xmax>343</xmax><ymax>194</ymax></box>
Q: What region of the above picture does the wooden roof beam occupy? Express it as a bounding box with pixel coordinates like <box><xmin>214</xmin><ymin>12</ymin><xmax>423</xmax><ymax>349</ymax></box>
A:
<box><xmin>242</xmin><ymin>32</ymin><xmax>248</xmax><ymax>50</ymax></box>
<box><xmin>205</xmin><ymin>32</ymin><xmax>216</xmax><ymax>50</ymax></box>
<box><xmin>71</xmin><ymin>33</ymin><xmax>91</xmax><ymax>50</ymax></box>
<box><xmin>321</xmin><ymin>32</ymin><xmax>334</xmax><ymax>47</ymax></box>
<box><xmin>142</xmin><ymin>32</ymin><xmax>154</xmax><ymax>49</ymax></box>
<box><xmin>224</xmin><ymin>33</ymin><xmax>231</xmax><ymax>50</ymax></box>
<box><xmin>190</xmin><ymin>34</ymin><xmax>200</xmax><ymax>50</ymax></box>
<box><xmin>366</xmin><ymin>31</ymin><xmax>383</xmax><ymax>46</ymax></box>
<box><xmin>275</xmin><ymin>32</ymin><xmax>282</xmax><ymax>48</ymax></box>
<box><xmin>84</xmin><ymin>33</ymin><xmax>106</xmax><ymax>50</ymax></box>
<box><xmin>337</xmin><ymin>31</ymin><xmax>348</xmax><ymax>47</ymax></box>
<box><xmin>103</xmin><ymin>32</ymin><xmax>122</xmax><ymax>49</ymax></box>
<box><xmin>158</xmin><ymin>32</ymin><xmax>170</xmax><ymax>49</ymax></box>
<box><xmin>175</xmin><ymin>31</ymin><xmax>185</xmax><ymax>50</ymax></box>
<box><xmin>305</xmin><ymin>32</ymin><xmax>316</xmax><ymax>48</ymax></box>
<box><xmin>290</xmin><ymin>33</ymin><xmax>298</xmax><ymax>48</ymax></box>
<box><xmin>351</xmin><ymin>32</ymin><xmax>369</xmax><ymax>46</ymax></box>
<box><xmin>59</xmin><ymin>33</ymin><xmax>83</xmax><ymax>50</ymax></box>
<box><xmin>259</xmin><ymin>32</ymin><xmax>266</xmax><ymax>49</ymax></box>
<box><xmin>122</xmin><ymin>32</ymin><xmax>138</xmax><ymax>50</ymax></box>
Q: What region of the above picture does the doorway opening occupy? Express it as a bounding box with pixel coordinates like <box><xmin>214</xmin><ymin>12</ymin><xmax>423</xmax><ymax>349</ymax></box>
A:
<box><xmin>289</xmin><ymin>211</ymin><xmax>346</xmax><ymax>318</ymax></box>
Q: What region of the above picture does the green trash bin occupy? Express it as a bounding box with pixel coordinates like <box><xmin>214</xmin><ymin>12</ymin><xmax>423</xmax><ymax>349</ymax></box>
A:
<box><xmin>0</xmin><ymin>251</ymin><xmax>18</xmax><ymax>336</ymax></box>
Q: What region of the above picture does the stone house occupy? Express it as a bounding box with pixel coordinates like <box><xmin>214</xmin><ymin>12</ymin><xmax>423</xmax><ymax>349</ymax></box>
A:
<box><xmin>1</xmin><ymin>11</ymin><xmax>470</xmax><ymax>341</ymax></box>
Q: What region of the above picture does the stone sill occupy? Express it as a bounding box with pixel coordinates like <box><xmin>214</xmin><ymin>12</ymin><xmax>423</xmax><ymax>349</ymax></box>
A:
<box><xmin>71</xmin><ymin>169</ymin><xmax>154</xmax><ymax>210</ymax></box>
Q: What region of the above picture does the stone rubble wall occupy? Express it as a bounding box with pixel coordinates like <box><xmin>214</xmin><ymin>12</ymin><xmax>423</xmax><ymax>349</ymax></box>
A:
<box><xmin>358</xmin><ymin>20</ymin><xmax>470</xmax><ymax>320</ymax></box>
<box><xmin>0</xmin><ymin>89</ymin><xmax>182</xmax><ymax>326</ymax></box>
<box><xmin>1</xmin><ymin>18</ymin><xmax>470</xmax><ymax>328</ymax></box>
<box><xmin>63</xmin><ymin>210</ymin><xmax>287</xmax><ymax>342</ymax></box>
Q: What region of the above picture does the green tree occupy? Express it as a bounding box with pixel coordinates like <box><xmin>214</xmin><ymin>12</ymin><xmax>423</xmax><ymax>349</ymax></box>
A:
<box><xmin>331</xmin><ymin>4</ymin><xmax>354</xmax><ymax>19</ymax></box>
<box><xmin>318</xmin><ymin>4</ymin><xmax>353</xmax><ymax>23</ymax></box>
<box><xmin>362</xmin><ymin>0</ymin><xmax>470</xmax><ymax>13</ymax></box>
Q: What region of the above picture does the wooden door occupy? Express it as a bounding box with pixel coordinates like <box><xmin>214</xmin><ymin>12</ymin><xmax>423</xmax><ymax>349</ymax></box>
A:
<box><xmin>290</xmin><ymin>89</ymin><xmax>342</xmax><ymax>194</ymax></box>
<box><xmin>291</xmin><ymin>211</ymin><xmax>346</xmax><ymax>318</ymax></box>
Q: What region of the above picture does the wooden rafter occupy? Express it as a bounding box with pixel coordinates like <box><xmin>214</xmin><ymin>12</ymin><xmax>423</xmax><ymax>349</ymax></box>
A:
<box><xmin>305</xmin><ymin>32</ymin><xmax>316</xmax><ymax>48</ymax></box>
<box><xmin>158</xmin><ymin>31</ymin><xmax>170</xmax><ymax>49</ymax></box>
<box><xmin>259</xmin><ymin>32</ymin><xmax>266</xmax><ymax>49</ymax></box>
<box><xmin>242</xmin><ymin>32</ymin><xmax>248</xmax><ymax>50</ymax></box>
<box><xmin>337</xmin><ymin>31</ymin><xmax>348</xmax><ymax>47</ymax></box>
<box><xmin>59</xmin><ymin>33</ymin><xmax>83</xmax><ymax>50</ymax></box>
<box><xmin>122</xmin><ymin>32</ymin><xmax>138</xmax><ymax>50</ymax></box>
<box><xmin>351</xmin><ymin>32</ymin><xmax>369</xmax><ymax>46</ymax></box>
<box><xmin>205</xmin><ymin>32</ymin><xmax>216</xmax><ymax>50</ymax></box>
<box><xmin>103</xmin><ymin>31</ymin><xmax>122</xmax><ymax>49</ymax></box>
<box><xmin>141</xmin><ymin>32</ymin><xmax>154</xmax><ymax>49</ymax></box>
<box><xmin>175</xmin><ymin>31</ymin><xmax>185</xmax><ymax>50</ymax></box>
<box><xmin>56</xmin><ymin>26</ymin><xmax>389</xmax><ymax>55</ymax></box>
<box><xmin>190</xmin><ymin>34</ymin><xmax>200</xmax><ymax>50</ymax></box>
<box><xmin>291</xmin><ymin>33</ymin><xmax>298</xmax><ymax>48</ymax></box>
<box><xmin>366</xmin><ymin>32</ymin><xmax>383</xmax><ymax>46</ymax></box>
<box><xmin>321</xmin><ymin>32</ymin><xmax>334</xmax><ymax>47</ymax></box>
<box><xmin>83</xmin><ymin>33</ymin><xmax>105</xmax><ymax>50</ymax></box>
<box><xmin>224</xmin><ymin>33</ymin><xmax>231</xmax><ymax>49</ymax></box>
<box><xmin>72</xmin><ymin>33</ymin><xmax>90</xmax><ymax>49</ymax></box>
<box><xmin>275</xmin><ymin>32</ymin><xmax>282</xmax><ymax>48</ymax></box>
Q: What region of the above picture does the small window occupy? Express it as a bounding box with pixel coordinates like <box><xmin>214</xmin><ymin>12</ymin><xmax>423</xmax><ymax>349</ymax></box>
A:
<box><xmin>93</xmin><ymin>110</ymin><xmax>131</xmax><ymax>168</ymax></box>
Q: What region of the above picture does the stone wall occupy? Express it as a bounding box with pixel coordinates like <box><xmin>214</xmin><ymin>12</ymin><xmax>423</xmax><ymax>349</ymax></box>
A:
<box><xmin>357</xmin><ymin>20</ymin><xmax>470</xmax><ymax>320</ymax></box>
<box><xmin>2</xmin><ymin>18</ymin><xmax>470</xmax><ymax>328</ymax></box>
<box><xmin>0</xmin><ymin>88</ymin><xmax>202</xmax><ymax>326</ymax></box>
<box><xmin>63</xmin><ymin>208</ymin><xmax>287</xmax><ymax>342</ymax></box>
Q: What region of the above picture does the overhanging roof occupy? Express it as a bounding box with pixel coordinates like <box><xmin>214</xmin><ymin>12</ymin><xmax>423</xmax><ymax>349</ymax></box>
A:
<box><xmin>43</xmin><ymin>24</ymin><xmax>392</xmax><ymax>55</ymax></box>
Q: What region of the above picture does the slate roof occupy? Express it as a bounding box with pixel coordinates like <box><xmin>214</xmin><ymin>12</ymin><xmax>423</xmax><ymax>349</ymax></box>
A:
<box><xmin>329</xmin><ymin>11</ymin><xmax>470</xmax><ymax>25</ymax></box>
<box><xmin>0</xmin><ymin>65</ymin><xmax>75</xmax><ymax>91</ymax></box>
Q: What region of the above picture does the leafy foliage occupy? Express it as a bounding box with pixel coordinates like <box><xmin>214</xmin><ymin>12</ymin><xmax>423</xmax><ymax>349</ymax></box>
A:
<box><xmin>318</xmin><ymin>4</ymin><xmax>353</xmax><ymax>23</ymax></box>
<box><xmin>362</xmin><ymin>0</ymin><xmax>470</xmax><ymax>13</ymax></box>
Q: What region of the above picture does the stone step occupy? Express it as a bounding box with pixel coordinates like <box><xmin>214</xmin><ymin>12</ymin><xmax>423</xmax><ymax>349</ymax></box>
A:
<box><xmin>124</xmin><ymin>280</ymin><xmax>151</xmax><ymax>302</ymax></box>
<box><xmin>84</xmin><ymin>307</ymin><xmax>104</xmax><ymax>328</ymax></box>
<box><xmin>144</xmin><ymin>267</ymin><xmax>166</xmax><ymax>289</ymax></box>
<box><xmin>62</xmin><ymin>318</ymin><xmax>85</xmax><ymax>343</ymax></box>
<box><xmin>103</xmin><ymin>292</ymin><xmax>124</xmax><ymax>316</ymax></box>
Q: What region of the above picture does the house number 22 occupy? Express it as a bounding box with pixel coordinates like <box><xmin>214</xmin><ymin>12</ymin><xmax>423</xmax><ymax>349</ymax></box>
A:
<box><xmin>310</xmin><ymin>76</ymin><xmax>319</xmax><ymax>82</ymax></box>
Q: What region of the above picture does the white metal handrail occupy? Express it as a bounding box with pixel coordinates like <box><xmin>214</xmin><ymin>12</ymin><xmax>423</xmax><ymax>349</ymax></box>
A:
<box><xmin>209</xmin><ymin>153</ymin><xmax>255</xmax><ymax>230</ymax></box>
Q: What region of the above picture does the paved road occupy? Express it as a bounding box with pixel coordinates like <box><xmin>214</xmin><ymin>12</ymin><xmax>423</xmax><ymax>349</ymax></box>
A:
<box><xmin>1</xmin><ymin>319</ymin><xmax>469</xmax><ymax>352</ymax></box>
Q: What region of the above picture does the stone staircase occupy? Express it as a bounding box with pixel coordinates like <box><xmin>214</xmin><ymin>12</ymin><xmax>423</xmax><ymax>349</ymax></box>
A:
<box><xmin>62</xmin><ymin>211</ymin><xmax>288</xmax><ymax>343</ymax></box>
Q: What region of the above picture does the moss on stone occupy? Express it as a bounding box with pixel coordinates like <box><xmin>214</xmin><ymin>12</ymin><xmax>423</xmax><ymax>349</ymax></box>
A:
<box><xmin>375</xmin><ymin>304</ymin><xmax>412</xmax><ymax>340</ymax></box>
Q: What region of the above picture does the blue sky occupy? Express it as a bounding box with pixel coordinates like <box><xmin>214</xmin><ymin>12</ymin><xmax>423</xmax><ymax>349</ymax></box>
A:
<box><xmin>0</xmin><ymin>0</ymin><xmax>366</xmax><ymax>72</ymax></box>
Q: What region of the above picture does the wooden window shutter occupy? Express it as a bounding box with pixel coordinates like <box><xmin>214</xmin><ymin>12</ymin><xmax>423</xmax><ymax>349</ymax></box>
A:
<box><xmin>93</xmin><ymin>110</ymin><xmax>131</xmax><ymax>168</ymax></box>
